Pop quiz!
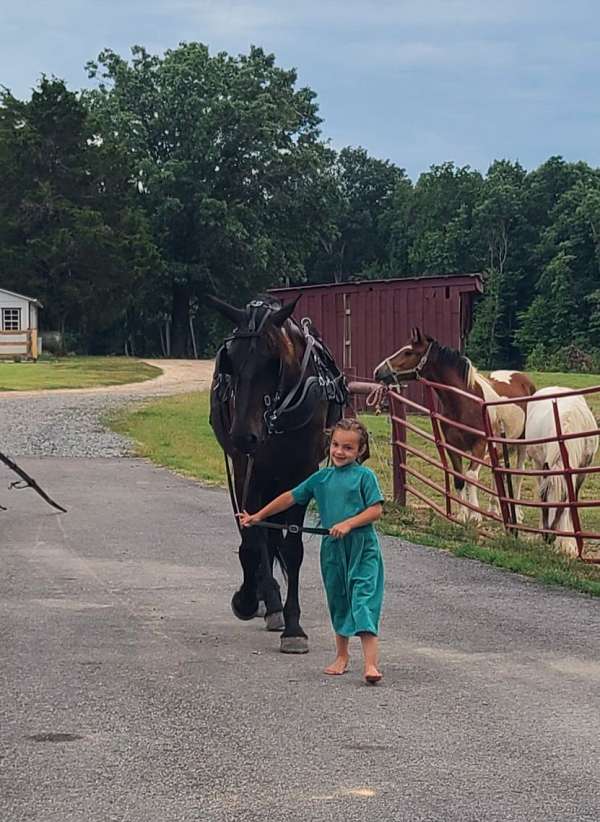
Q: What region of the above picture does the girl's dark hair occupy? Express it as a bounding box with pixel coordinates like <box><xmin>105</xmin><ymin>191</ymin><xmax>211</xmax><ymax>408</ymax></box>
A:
<box><xmin>330</xmin><ymin>417</ymin><xmax>370</xmax><ymax>463</ymax></box>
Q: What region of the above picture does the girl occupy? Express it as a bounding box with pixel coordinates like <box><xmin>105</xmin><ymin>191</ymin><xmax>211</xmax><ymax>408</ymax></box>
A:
<box><xmin>238</xmin><ymin>418</ymin><xmax>385</xmax><ymax>685</ymax></box>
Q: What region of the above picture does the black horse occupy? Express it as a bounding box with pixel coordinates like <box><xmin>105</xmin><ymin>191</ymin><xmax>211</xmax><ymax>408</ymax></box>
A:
<box><xmin>208</xmin><ymin>294</ymin><xmax>346</xmax><ymax>653</ymax></box>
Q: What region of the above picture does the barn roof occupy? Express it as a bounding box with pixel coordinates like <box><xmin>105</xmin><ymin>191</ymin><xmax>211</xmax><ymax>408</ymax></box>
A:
<box><xmin>270</xmin><ymin>272</ymin><xmax>483</xmax><ymax>294</ymax></box>
<box><xmin>0</xmin><ymin>287</ymin><xmax>43</xmax><ymax>307</ymax></box>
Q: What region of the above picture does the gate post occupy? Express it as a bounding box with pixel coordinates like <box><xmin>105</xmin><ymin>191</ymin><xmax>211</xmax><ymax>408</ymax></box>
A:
<box><xmin>390</xmin><ymin>391</ymin><xmax>406</xmax><ymax>506</ymax></box>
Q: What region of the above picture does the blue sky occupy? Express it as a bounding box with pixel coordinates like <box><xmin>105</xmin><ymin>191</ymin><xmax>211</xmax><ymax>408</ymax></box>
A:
<box><xmin>1</xmin><ymin>0</ymin><xmax>599</xmax><ymax>180</ymax></box>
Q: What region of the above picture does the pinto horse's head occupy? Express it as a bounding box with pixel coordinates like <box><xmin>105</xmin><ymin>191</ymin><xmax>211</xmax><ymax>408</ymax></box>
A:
<box><xmin>373</xmin><ymin>327</ymin><xmax>432</xmax><ymax>384</ymax></box>
<box><xmin>208</xmin><ymin>294</ymin><xmax>300</xmax><ymax>454</ymax></box>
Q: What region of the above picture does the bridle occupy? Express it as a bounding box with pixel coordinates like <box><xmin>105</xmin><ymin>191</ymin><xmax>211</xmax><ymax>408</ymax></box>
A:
<box><xmin>214</xmin><ymin>299</ymin><xmax>341</xmax><ymax>536</ymax></box>
<box><xmin>381</xmin><ymin>341</ymin><xmax>433</xmax><ymax>382</ymax></box>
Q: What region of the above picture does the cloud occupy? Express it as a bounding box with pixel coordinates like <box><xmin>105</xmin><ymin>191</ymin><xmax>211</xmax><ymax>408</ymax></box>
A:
<box><xmin>2</xmin><ymin>0</ymin><xmax>600</xmax><ymax>179</ymax></box>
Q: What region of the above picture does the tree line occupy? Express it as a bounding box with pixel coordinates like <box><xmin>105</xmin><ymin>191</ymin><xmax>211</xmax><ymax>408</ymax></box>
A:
<box><xmin>1</xmin><ymin>42</ymin><xmax>599</xmax><ymax>369</ymax></box>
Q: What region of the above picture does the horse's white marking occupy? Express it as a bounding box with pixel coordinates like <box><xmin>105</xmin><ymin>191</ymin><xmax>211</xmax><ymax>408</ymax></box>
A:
<box><xmin>373</xmin><ymin>345</ymin><xmax>411</xmax><ymax>377</ymax></box>
<box><xmin>490</xmin><ymin>370</ymin><xmax>517</xmax><ymax>384</ymax></box>
<box><xmin>474</xmin><ymin>373</ymin><xmax>525</xmax><ymax>439</ymax></box>
<box><xmin>449</xmin><ymin>372</ymin><xmax>526</xmax><ymax>522</ymax></box>
<box><xmin>525</xmin><ymin>387</ymin><xmax>599</xmax><ymax>556</ymax></box>
<box><xmin>463</xmin><ymin>466</ymin><xmax>483</xmax><ymax>522</ymax></box>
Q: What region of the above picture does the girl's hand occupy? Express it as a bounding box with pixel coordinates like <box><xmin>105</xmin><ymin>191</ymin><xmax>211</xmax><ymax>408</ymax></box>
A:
<box><xmin>237</xmin><ymin>510</ymin><xmax>261</xmax><ymax>528</ymax></box>
<box><xmin>329</xmin><ymin>520</ymin><xmax>353</xmax><ymax>539</ymax></box>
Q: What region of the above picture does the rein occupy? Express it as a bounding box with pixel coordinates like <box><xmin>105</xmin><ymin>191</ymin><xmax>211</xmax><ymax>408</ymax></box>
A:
<box><xmin>222</xmin><ymin>449</ymin><xmax>329</xmax><ymax>537</ymax></box>
<box><xmin>215</xmin><ymin>299</ymin><xmax>344</xmax><ymax>538</ymax></box>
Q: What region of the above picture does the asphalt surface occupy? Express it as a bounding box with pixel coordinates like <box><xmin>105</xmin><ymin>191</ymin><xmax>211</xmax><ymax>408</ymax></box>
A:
<box><xmin>2</xmin><ymin>457</ymin><xmax>599</xmax><ymax>822</ymax></box>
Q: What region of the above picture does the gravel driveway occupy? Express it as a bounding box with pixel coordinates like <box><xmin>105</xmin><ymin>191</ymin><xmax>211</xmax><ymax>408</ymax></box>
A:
<box><xmin>0</xmin><ymin>359</ymin><xmax>214</xmax><ymax>458</ymax></box>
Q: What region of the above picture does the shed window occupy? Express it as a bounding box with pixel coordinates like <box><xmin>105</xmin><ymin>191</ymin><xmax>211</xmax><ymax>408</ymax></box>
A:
<box><xmin>2</xmin><ymin>308</ymin><xmax>21</xmax><ymax>331</ymax></box>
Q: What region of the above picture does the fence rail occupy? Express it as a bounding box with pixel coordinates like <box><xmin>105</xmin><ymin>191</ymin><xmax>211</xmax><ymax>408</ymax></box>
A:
<box><xmin>348</xmin><ymin>377</ymin><xmax>600</xmax><ymax>564</ymax></box>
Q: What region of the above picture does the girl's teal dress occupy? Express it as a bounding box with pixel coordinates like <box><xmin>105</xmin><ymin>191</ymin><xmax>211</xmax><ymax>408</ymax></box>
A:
<box><xmin>291</xmin><ymin>462</ymin><xmax>384</xmax><ymax>637</ymax></box>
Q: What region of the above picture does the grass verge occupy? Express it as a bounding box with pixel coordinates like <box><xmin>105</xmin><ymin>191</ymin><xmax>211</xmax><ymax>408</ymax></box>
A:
<box><xmin>0</xmin><ymin>356</ymin><xmax>161</xmax><ymax>391</ymax></box>
<box><xmin>110</xmin><ymin>387</ymin><xmax>600</xmax><ymax>597</ymax></box>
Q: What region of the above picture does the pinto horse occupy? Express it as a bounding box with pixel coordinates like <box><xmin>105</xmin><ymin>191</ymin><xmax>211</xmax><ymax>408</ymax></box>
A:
<box><xmin>208</xmin><ymin>295</ymin><xmax>346</xmax><ymax>653</ymax></box>
<box><xmin>525</xmin><ymin>387</ymin><xmax>599</xmax><ymax>557</ymax></box>
<box><xmin>374</xmin><ymin>328</ymin><xmax>536</xmax><ymax>521</ymax></box>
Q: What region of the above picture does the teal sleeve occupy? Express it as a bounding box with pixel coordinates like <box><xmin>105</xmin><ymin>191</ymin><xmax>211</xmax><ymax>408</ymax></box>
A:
<box><xmin>361</xmin><ymin>468</ymin><xmax>384</xmax><ymax>507</ymax></box>
<box><xmin>291</xmin><ymin>469</ymin><xmax>320</xmax><ymax>506</ymax></box>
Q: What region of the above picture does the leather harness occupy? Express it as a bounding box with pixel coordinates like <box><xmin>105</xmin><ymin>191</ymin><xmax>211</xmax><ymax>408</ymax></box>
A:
<box><xmin>212</xmin><ymin>299</ymin><xmax>347</xmax><ymax>536</ymax></box>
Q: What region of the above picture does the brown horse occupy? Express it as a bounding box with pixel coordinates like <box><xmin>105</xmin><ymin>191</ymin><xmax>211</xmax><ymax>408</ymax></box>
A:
<box><xmin>374</xmin><ymin>328</ymin><xmax>536</xmax><ymax>522</ymax></box>
<box><xmin>208</xmin><ymin>294</ymin><xmax>347</xmax><ymax>653</ymax></box>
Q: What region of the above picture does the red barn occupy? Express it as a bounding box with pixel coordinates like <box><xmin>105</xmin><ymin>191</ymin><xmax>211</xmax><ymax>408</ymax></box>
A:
<box><xmin>270</xmin><ymin>274</ymin><xmax>483</xmax><ymax>405</ymax></box>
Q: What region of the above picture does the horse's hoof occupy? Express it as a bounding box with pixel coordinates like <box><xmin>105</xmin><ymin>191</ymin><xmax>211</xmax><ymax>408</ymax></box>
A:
<box><xmin>254</xmin><ymin>601</ymin><xmax>267</xmax><ymax>618</ymax></box>
<box><xmin>265</xmin><ymin>611</ymin><xmax>285</xmax><ymax>632</ymax></box>
<box><xmin>280</xmin><ymin>635</ymin><xmax>309</xmax><ymax>654</ymax></box>
<box><xmin>231</xmin><ymin>593</ymin><xmax>260</xmax><ymax>621</ymax></box>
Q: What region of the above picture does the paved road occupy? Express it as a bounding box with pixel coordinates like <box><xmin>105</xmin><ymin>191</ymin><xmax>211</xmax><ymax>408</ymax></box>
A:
<box><xmin>2</xmin><ymin>457</ymin><xmax>599</xmax><ymax>822</ymax></box>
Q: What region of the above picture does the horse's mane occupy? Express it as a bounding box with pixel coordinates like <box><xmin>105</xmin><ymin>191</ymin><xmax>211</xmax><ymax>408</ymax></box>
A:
<box><xmin>429</xmin><ymin>340</ymin><xmax>478</xmax><ymax>390</ymax></box>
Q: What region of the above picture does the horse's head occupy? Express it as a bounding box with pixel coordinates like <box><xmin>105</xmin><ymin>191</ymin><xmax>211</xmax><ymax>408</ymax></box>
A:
<box><xmin>208</xmin><ymin>294</ymin><xmax>300</xmax><ymax>454</ymax></box>
<box><xmin>373</xmin><ymin>327</ymin><xmax>433</xmax><ymax>384</ymax></box>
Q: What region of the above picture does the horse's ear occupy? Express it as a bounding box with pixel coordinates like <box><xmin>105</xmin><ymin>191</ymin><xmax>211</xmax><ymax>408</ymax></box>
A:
<box><xmin>205</xmin><ymin>295</ymin><xmax>245</xmax><ymax>326</ymax></box>
<box><xmin>410</xmin><ymin>327</ymin><xmax>423</xmax><ymax>344</ymax></box>
<box><xmin>271</xmin><ymin>295</ymin><xmax>300</xmax><ymax>328</ymax></box>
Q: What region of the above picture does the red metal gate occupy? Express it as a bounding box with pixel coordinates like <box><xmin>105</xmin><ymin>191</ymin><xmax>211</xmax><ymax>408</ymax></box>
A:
<box><xmin>350</xmin><ymin>379</ymin><xmax>600</xmax><ymax>563</ymax></box>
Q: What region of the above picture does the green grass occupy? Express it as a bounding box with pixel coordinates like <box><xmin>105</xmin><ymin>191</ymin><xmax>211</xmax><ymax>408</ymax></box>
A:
<box><xmin>110</xmin><ymin>373</ymin><xmax>600</xmax><ymax>597</ymax></box>
<box><xmin>0</xmin><ymin>356</ymin><xmax>161</xmax><ymax>391</ymax></box>
<box><xmin>110</xmin><ymin>392</ymin><xmax>225</xmax><ymax>484</ymax></box>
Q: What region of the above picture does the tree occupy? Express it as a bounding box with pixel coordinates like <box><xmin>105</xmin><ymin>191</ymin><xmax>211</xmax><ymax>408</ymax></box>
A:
<box><xmin>467</xmin><ymin>161</ymin><xmax>528</xmax><ymax>367</ymax></box>
<box><xmin>306</xmin><ymin>146</ymin><xmax>408</xmax><ymax>282</ymax></box>
<box><xmin>0</xmin><ymin>77</ymin><xmax>157</xmax><ymax>351</ymax></box>
<box><xmin>403</xmin><ymin>162</ymin><xmax>483</xmax><ymax>276</ymax></box>
<box><xmin>86</xmin><ymin>43</ymin><xmax>332</xmax><ymax>355</ymax></box>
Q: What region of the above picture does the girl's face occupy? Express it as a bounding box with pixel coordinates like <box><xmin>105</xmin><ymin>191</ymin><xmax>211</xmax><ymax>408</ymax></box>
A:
<box><xmin>330</xmin><ymin>428</ymin><xmax>363</xmax><ymax>467</ymax></box>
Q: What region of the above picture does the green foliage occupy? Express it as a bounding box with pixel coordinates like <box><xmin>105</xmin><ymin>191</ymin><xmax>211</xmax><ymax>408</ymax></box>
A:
<box><xmin>0</xmin><ymin>77</ymin><xmax>159</xmax><ymax>352</ymax></box>
<box><xmin>86</xmin><ymin>43</ymin><xmax>333</xmax><ymax>355</ymax></box>
<box><xmin>3</xmin><ymin>46</ymin><xmax>600</xmax><ymax>364</ymax></box>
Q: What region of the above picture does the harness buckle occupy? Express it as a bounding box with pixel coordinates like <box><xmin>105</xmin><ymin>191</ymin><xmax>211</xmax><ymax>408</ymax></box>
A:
<box><xmin>288</xmin><ymin>524</ymin><xmax>300</xmax><ymax>534</ymax></box>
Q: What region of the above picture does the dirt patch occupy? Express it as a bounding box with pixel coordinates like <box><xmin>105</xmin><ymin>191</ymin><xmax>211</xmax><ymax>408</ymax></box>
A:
<box><xmin>0</xmin><ymin>359</ymin><xmax>215</xmax><ymax>399</ymax></box>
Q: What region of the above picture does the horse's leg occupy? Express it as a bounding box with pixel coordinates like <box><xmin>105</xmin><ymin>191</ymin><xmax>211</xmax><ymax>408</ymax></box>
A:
<box><xmin>464</xmin><ymin>457</ymin><xmax>483</xmax><ymax>522</ymax></box>
<box><xmin>278</xmin><ymin>504</ymin><xmax>309</xmax><ymax>654</ymax></box>
<box><xmin>511</xmin><ymin>446</ymin><xmax>526</xmax><ymax>523</ymax></box>
<box><xmin>447</xmin><ymin>449</ymin><xmax>468</xmax><ymax>521</ymax></box>
<box><xmin>231</xmin><ymin>526</ymin><xmax>263</xmax><ymax>620</ymax></box>
<box><xmin>539</xmin><ymin>462</ymin><xmax>552</xmax><ymax>543</ymax></box>
<box><xmin>260</xmin><ymin>530</ymin><xmax>285</xmax><ymax>631</ymax></box>
<box><xmin>490</xmin><ymin>445</ymin><xmax>524</xmax><ymax>522</ymax></box>
<box><xmin>554</xmin><ymin>485</ymin><xmax>578</xmax><ymax>558</ymax></box>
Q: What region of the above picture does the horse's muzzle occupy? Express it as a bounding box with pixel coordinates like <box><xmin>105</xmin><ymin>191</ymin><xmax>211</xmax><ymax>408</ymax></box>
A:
<box><xmin>373</xmin><ymin>363</ymin><xmax>395</xmax><ymax>384</ymax></box>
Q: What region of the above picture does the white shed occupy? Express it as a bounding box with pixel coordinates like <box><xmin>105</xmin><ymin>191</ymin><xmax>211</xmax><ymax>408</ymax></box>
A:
<box><xmin>0</xmin><ymin>288</ymin><xmax>42</xmax><ymax>360</ymax></box>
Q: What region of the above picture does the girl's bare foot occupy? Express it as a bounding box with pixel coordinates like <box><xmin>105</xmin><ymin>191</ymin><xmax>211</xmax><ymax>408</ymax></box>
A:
<box><xmin>364</xmin><ymin>665</ymin><xmax>383</xmax><ymax>684</ymax></box>
<box><xmin>324</xmin><ymin>656</ymin><xmax>349</xmax><ymax>675</ymax></box>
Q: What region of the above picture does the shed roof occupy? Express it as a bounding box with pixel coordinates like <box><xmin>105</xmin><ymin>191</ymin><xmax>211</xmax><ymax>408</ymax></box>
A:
<box><xmin>271</xmin><ymin>272</ymin><xmax>483</xmax><ymax>295</ymax></box>
<box><xmin>0</xmin><ymin>287</ymin><xmax>43</xmax><ymax>308</ymax></box>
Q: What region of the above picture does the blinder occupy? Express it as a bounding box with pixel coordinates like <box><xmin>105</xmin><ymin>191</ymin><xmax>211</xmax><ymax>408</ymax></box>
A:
<box><xmin>212</xmin><ymin>299</ymin><xmax>347</xmax><ymax>438</ymax></box>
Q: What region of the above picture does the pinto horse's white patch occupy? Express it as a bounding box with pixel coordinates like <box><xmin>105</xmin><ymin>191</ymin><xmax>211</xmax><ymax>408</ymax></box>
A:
<box><xmin>474</xmin><ymin>373</ymin><xmax>525</xmax><ymax>439</ymax></box>
<box><xmin>490</xmin><ymin>370</ymin><xmax>517</xmax><ymax>384</ymax></box>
